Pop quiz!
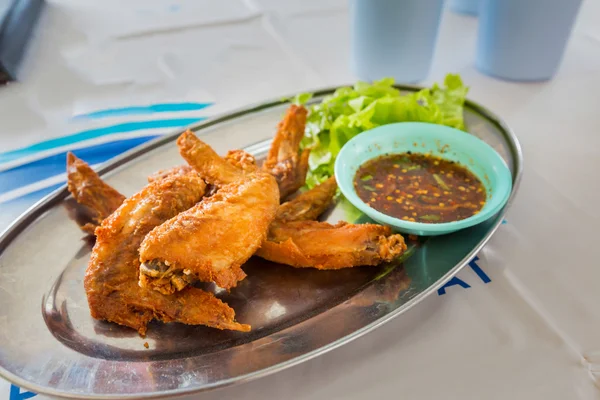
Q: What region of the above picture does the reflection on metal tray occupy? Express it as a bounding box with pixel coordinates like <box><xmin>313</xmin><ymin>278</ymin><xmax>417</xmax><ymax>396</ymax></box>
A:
<box><xmin>0</xmin><ymin>85</ymin><xmax>522</xmax><ymax>399</ymax></box>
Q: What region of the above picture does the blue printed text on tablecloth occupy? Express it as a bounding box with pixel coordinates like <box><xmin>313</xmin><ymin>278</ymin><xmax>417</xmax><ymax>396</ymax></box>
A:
<box><xmin>437</xmin><ymin>256</ymin><xmax>491</xmax><ymax>295</ymax></box>
<box><xmin>10</xmin><ymin>385</ymin><xmax>36</xmax><ymax>400</ymax></box>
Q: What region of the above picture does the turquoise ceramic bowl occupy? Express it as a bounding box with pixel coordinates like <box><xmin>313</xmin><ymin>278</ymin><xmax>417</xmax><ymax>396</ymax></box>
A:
<box><xmin>334</xmin><ymin>122</ymin><xmax>512</xmax><ymax>236</ymax></box>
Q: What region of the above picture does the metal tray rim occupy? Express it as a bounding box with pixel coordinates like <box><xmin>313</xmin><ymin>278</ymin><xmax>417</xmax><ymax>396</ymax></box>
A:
<box><xmin>0</xmin><ymin>84</ymin><xmax>523</xmax><ymax>399</ymax></box>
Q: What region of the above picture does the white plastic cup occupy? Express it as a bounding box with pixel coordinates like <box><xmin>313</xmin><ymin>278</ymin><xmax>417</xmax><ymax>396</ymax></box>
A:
<box><xmin>350</xmin><ymin>0</ymin><xmax>445</xmax><ymax>83</ymax></box>
<box><xmin>449</xmin><ymin>0</ymin><xmax>480</xmax><ymax>16</ymax></box>
<box><xmin>476</xmin><ymin>0</ymin><xmax>583</xmax><ymax>81</ymax></box>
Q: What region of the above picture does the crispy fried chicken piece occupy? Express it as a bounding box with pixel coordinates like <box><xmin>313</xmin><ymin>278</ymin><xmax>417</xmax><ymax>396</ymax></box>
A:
<box><xmin>85</xmin><ymin>172</ymin><xmax>250</xmax><ymax>335</ymax></box>
<box><xmin>256</xmin><ymin>220</ymin><xmax>407</xmax><ymax>270</ymax></box>
<box><xmin>66</xmin><ymin>152</ymin><xmax>126</xmax><ymax>234</ymax></box>
<box><xmin>256</xmin><ymin>108</ymin><xmax>408</xmax><ymax>269</ymax></box>
<box><xmin>275</xmin><ymin>176</ymin><xmax>337</xmax><ymax>223</ymax></box>
<box><xmin>262</xmin><ymin>105</ymin><xmax>311</xmax><ymax>200</ymax></box>
<box><xmin>147</xmin><ymin>165</ymin><xmax>195</xmax><ymax>182</ymax></box>
<box><xmin>138</xmin><ymin>131</ymin><xmax>280</xmax><ymax>293</ymax></box>
<box><xmin>223</xmin><ymin>150</ymin><xmax>336</xmax><ymax>222</ymax></box>
<box><xmin>224</xmin><ymin>150</ymin><xmax>257</xmax><ymax>172</ymax></box>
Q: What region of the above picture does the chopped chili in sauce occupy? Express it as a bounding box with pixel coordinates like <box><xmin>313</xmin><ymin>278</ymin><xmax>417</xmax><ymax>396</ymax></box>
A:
<box><xmin>354</xmin><ymin>152</ymin><xmax>486</xmax><ymax>223</ymax></box>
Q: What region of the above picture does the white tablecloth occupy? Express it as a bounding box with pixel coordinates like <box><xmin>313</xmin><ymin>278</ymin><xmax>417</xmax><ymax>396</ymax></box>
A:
<box><xmin>2</xmin><ymin>0</ymin><xmax>600</xmax><ymax>398</ymax></box>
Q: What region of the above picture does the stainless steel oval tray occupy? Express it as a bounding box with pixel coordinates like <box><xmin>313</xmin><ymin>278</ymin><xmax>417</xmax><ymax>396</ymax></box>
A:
<box><xmin>0</xmin><ymin>85</ymin><xmax>522</xmax><ymax>399</ymax></box>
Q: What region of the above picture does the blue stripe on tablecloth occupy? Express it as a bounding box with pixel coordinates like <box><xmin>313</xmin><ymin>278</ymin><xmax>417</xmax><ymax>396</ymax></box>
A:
<box><xmin>73</xmin><ymin>102</ymin><xmax>213</xmax><ymax>120</ymax></box>
<box><xmin>2</xmin><ymin>182</ymin><xmax>63</xmax><ymax>207</ymax></box>
<box><xmin>0</xmin><ymin>135</ymin><xmax>160</xmax><ymax>195</ymax></box>
<box><xmin>0</xmin><ymin>118</ymin><xmax>203</xmax><ymax>164</ymax></box>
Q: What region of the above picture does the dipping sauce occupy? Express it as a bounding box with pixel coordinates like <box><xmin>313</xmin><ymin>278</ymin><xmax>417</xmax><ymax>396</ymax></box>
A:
<box><xmin>354</xmin><ymin>152</ymin><xmax>486</xmax><ymax>223</ymax></box>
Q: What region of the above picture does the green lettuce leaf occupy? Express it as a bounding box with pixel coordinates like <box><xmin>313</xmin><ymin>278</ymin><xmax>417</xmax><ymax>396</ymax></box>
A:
<box><xmin>299</xmin><ymin>73</ymin><xmax>469</xmax><ymax>188</ymax></box>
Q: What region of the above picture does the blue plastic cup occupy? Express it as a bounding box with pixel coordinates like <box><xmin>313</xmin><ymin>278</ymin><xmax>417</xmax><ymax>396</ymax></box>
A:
<box><xmin>448</xmin><ymin>0</ymin><xmax>480</xmax><ymax>16</ymax></box>
<box><xmin>350</xmin><ymin>0</ymin><xmax>444</xmax><ymax>83</ymax></box>
<box><xmin>476</xmin><ymin>0</ymin><xmax>583</xmax><ymax>81</ymax></box>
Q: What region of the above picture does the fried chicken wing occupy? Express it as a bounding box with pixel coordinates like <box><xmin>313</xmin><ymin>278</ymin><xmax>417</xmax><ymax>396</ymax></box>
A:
<box><xmin>138</xmin><ymin>131</ymin><xmax>280</xmax><ymax>293</ymax></box>
<box><xmin>262</xmin><ymin>105</ymin><xmax>310</xmax><ymax>199</ymax></box>
<box><xmin>177</xmin><ymin>131</ymin><xmax>243</xmax><ymax>185</ymax></box>
<box><xmin>256</xmin><ymin>109</ymin><xmax>408</xmax><ymax>270</ymax></box>
<box><xmin>224</xmin><ymin>149</ymin><xmax>257</xmax><ymax>172</ymax></box>
<box><xmin>275</xmin><ymin>176</ymin><xmax>337</xmax><ymax>223</ymax></box>
<box><xmin>66</xmin><ymin>152</ymin><xmax>126</xmax><ymax>234</ymax></box>
<box><xmin>147</xmin><ymin>165</ymin><xmax>195</xmax><ymax>182</ymax></box>
<box><xmin>85</xmin><ymin>172</ymin><xmax>250</xmax><ymax>335</ymax></box>
<box><xmin>256</xmin><ymin>220</ymin><xmax>407</xmax><ymax>270</ymax></box>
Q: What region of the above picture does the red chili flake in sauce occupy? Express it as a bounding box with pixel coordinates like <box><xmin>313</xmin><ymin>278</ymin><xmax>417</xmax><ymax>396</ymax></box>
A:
<box><xmin>353</xmin><ymin>152</ymin><xmax>486</xmax><ymax>223</ymax></box>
